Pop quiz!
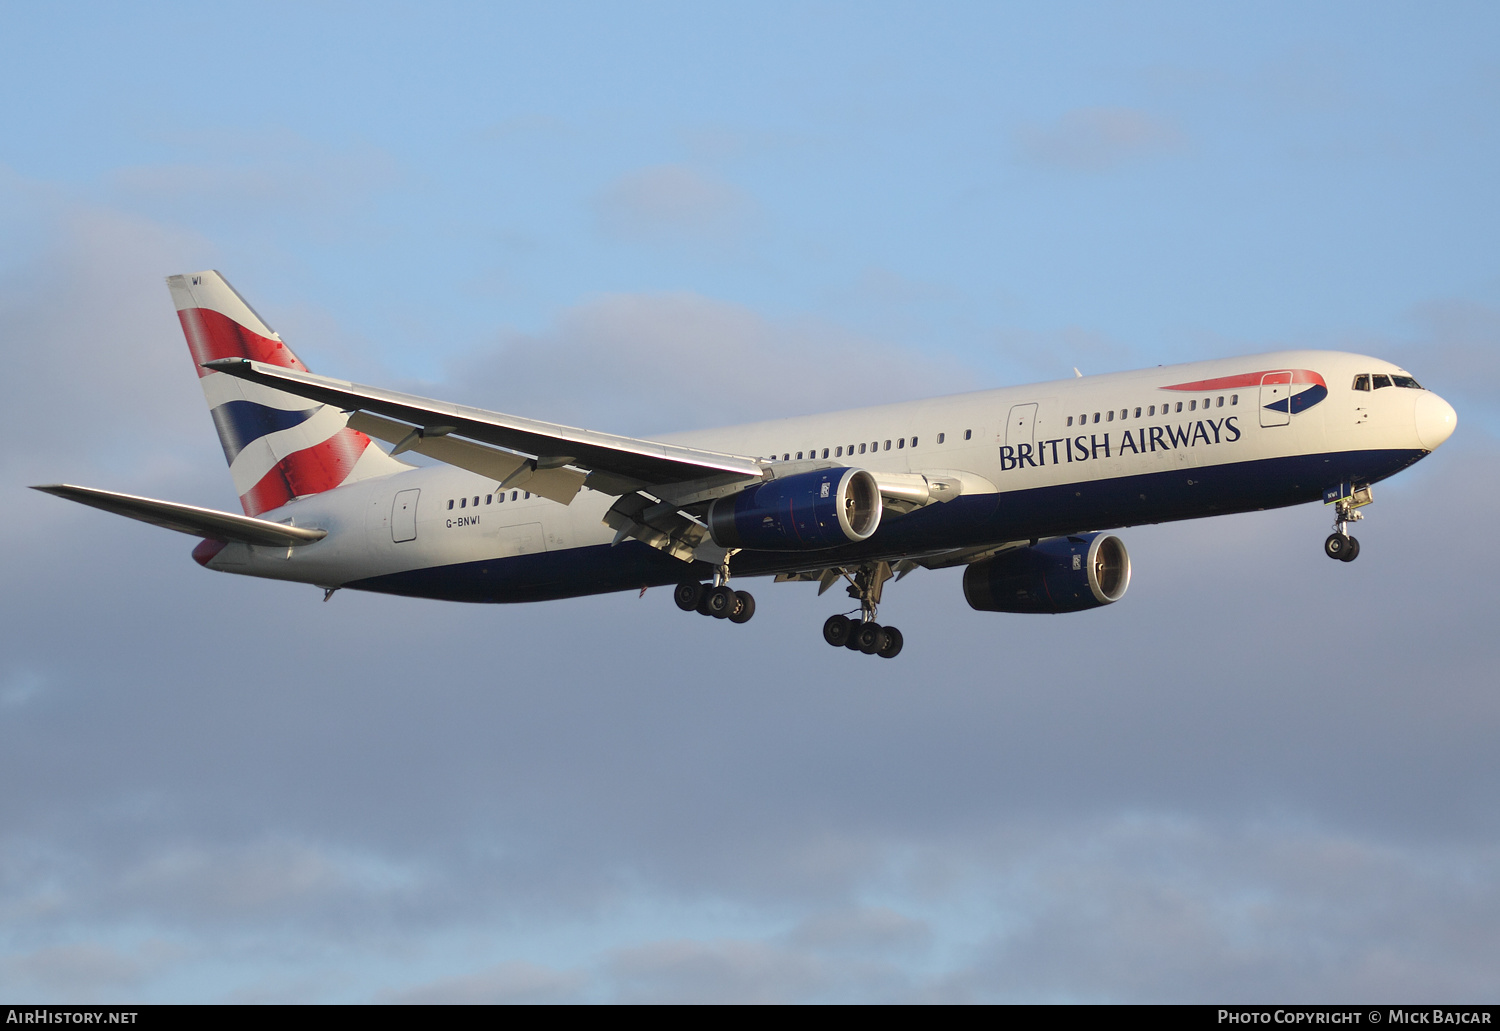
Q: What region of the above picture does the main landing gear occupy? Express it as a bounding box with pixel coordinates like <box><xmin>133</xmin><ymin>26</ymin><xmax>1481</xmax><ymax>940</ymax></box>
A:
<box><xmin>821</xmin><ymin>562</ymin><xmax>904</xmax><ymax>659</ymax></box>
<box><xmin>674</xmin><ymin>580</ymin><xmax>756</xmax><ymax>624</ymax></box>
<box><xmin>1323</xmin><ymin>486</ymin><xmax>1372</xmax><ymax>563</ymax></box>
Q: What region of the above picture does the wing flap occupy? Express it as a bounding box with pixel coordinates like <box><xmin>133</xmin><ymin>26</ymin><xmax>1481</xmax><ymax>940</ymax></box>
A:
<box><xmin>347</xmin><ymin>412</ymin><xmax>587</xmax><ymax>505</ymax></box>
<box><xmin>33</xmin><ymin>484</ymin><xmax>327</xmax><ymax>547</ymax></box>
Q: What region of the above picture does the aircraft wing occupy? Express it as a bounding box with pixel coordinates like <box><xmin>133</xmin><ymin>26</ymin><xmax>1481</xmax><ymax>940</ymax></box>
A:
<box><xmin>202</xmin><ymin>358</ymin><xmax>766</xmax><ymax>498</ymax></box>
<box><xmin>32</xmin><ymin>484</ymin><xmax>327</xmax><ymax>547</ymax></box>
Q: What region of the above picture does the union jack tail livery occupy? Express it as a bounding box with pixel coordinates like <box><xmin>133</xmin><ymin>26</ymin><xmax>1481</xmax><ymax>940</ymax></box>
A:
<box><xmin>167</xmin><ymin>271</ymin><xmax>407</xmax><ymax>516</ymax></box>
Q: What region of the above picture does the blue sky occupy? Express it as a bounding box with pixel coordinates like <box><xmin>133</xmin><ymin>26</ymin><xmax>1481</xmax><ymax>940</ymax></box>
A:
<box><xmin>2</xmin><ymin>2</ymin><xmax>1498</xmax><ymax>1002</ymax></box>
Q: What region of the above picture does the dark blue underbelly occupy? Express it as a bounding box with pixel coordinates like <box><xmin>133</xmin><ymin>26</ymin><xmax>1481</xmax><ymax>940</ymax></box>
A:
<box><xmin>346</xmin><ymin>448</ymin><xmax>1426</xmax><ymax>603</ymax></box>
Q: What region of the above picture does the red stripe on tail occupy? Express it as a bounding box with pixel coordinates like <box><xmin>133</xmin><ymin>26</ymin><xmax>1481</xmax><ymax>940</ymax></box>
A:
<box><xmin>178</xmin><ymin>308</ymin><xmax>309</xmax><ymax>378</ymax></box>
<box><xmin>237</xmin><ymin>428</ymin><xmax>373</xmax><ymax>516</ymax></box>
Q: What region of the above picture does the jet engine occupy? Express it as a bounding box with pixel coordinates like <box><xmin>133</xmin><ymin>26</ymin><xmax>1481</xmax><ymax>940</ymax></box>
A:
<box><xmin>707</xmin><ymin>468</ymin><xmax>882</xmax><ymax>550</ymax></box>
<box><xmin>963</xmin><ymin>532</ymin><xmax>1131</xmax><ymax>613</ymax></box>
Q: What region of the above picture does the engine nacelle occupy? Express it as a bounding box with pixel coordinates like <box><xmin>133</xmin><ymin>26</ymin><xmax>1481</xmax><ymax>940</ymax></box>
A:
<box><xmin>963</xmin><ymin>533</ymin><xmax>1131</xmax><ymax>613</ymax></box>
<box><xmin>707</xmin><ymin>468</ymin><xmax>882</xmax><ymax>550</ymax></box>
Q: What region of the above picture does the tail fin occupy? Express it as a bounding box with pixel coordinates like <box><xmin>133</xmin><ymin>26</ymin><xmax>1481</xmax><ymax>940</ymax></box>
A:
<box><xmin>167</xmin><ymin>271</ymin><xmax>408</xmax><ymax>516</ymax></box>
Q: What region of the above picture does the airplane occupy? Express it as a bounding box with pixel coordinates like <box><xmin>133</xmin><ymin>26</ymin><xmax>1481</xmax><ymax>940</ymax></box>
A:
<box><xmin>36</xmin><ymin>271</ymin><xmax>1458</xmax><ymax>659</ymax></box>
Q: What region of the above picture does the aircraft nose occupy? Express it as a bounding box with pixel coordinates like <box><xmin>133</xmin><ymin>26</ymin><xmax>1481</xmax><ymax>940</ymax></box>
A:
<box><xmin>1414</xmin><ymin>391</ymin><xmax>1457</xmax><ymax>451</ymax></box>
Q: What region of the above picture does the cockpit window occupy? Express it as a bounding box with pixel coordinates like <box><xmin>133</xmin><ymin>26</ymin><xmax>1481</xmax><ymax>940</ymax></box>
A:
<box><xmin>1353</xmin><ymin>374</ymin><xmax>1371</xmax><ymax>391</ymax></box>
<box><xmin>1372</xmin><ymin>374</ymin><xmax>1392</xmax><ymax>389</ymax></box>
<box><xmin>1391</xmin><ymin>375</ymin><xmax>1422</xmax><ymax>389</ymax></box>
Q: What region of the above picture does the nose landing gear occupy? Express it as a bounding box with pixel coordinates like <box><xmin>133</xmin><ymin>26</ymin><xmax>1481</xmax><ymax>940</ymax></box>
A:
<box><xmin>1324</xmin><ymin>532</ymin><xmax>1360</xmax><ymax>562</ymax></box>
<box><xmin>1323</xmin><ymin>484</ymin><xmax>1372</xmax><ymax>563</ymax></box>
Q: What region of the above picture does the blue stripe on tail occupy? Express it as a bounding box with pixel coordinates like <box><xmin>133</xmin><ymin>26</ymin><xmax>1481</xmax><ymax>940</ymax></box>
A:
<box><xmin>209</xmin><ymin>400</ymin><xmax>319</xmax><ymax>464</ymax></box>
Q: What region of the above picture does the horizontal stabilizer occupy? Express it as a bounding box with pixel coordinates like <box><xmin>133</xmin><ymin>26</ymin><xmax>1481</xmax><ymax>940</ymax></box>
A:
<box><xmin>32</xmin><ymin>484</ymin><xmax>327</xmax><ymax>547</ymax></box>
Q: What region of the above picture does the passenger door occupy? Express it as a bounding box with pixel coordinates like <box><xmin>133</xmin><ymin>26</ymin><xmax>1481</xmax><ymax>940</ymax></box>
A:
<box><xmin>391</xmin><ymin>489</ymin><xmax>419</xmax><ymax>543</ymax></box>
<box><xmin>1006</xmin><ymin>403</ymin><xmax>1038</xmax><ymax>445</ymax></box>
<box><xmin>1259</xmin><ymin>372</ymin><xmax>1292</xmax><ymax>428</ymax></box>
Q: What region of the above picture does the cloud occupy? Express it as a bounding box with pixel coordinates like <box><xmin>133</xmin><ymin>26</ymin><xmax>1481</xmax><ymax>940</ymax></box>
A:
<box><xmin>594</xmin><ymin>164</ymin><xmax>756</xmax><ymax>249</ymax></box>
<box><xmin>0</xmin><ymin>942</ymin><xmax>177</xmax><ymax>996</ymax></box>
<box><xmin>787</xmin><ymin>905</ymin><xmax>930</xmax><ymax>953</ymax></box>
<box><xmin>606</xmin><ymin>938</ymin><xmax>838</xmax><ymax>1004</ymax></box>
<box><xmin>387</xmin><ymin>961</ymin><xmax>587</xmax><ymax>1004</ymax></box>
<box><xmin>439</xmin><ymin>291</ymin><xmax>979</xmax><ymax>435</ymax></box>
<box><xmin>951</xmin><ymin>819</ymin><xmax>1500</xmax><ymax>1003</ymax></box>
<box><xmin>2</xmin><ymin>183</ymin><xmax>1496</xmax><ymax>1003</ymax></box>
<box><xmin>1016</xmin><ymin>107</ymin><xmax>1185</xmax><ymax>171</ymax></box>
<box><xmin>0</xmin><ymin>175</ymin><xmax>222</xmax><ymax>492</ymax></box>
<box><xmin>107</xmin><ymin>129</ymin><xmax>401</xmax><ymax>227</ymax></box>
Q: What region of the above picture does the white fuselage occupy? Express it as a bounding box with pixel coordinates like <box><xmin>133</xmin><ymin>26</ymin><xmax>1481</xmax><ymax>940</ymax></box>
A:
<box><xmin>201</xmin><ymin>349</ymin><xmax>1451</xmax><ymax>601</ymax></box>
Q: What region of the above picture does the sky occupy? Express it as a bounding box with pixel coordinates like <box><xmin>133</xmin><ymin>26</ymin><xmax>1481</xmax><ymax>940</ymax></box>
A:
<box><xmin>2</xmin><ymin>1</ymin><xmax>1498</xmax><ymax>1003</ymax></box>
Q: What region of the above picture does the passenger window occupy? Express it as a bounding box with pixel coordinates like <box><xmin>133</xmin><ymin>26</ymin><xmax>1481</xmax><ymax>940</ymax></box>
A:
<box><xmin>884</xmin><ymin>440</ymin><xmax>891</xmax><ymax>451</ymax></box>
<box><xmin>1107</xmin><ymin>410</ymin><xmax>1114</xmax><ymax>422</ymax></box>
<box><xmin>937</xmin><ymin>433</ymin><xmax>945</xmax><ymax>444</ymax></box>
<box><xmin>1175</xmin><ymin>402</ymin><xmax>1183</xmax><ymax>413</ymax></box>
<box><xmin>964</xmin><ymin>429</ymin><xmax>973</xmax><ymax>440</ymax></box>
<box><xmin>897</xmin><ymin>438</ymin><xmax>905</xmax><ymax>449</ymax></box>
<box><xmin>460</xmin><ymin>497</ymin><xmax>466</xmax><ymax>508</ymax></box>
<box><xmin>835</xmin><ymin>446</ymin><xmax>843</xmax><ymax>457</ymax></box>
<box><xmin>1189</xmin><ymin>400</ymin><xmax>1197</xmax><ymax>411</ymax></box>
<box><xmin>525</xmin><ymin>492</ymin><xmax>531</xmax><ymax>499</ymax></box>
<box><xmin>1373</xmin><ymin>374</ymin><xmax>1392</xmax><ymax>389</ymax></box>
<box><xmin>1231</xmin><ymin>394</ymin><xmax>1238</xmax><ymax>405</ymax></box>
<box><xmin>1216</xmin><ymin>396</ymin><xmax>1224</xmax><ymax>407</ymax></box>
<box><xmin>511</xmin><ymin>491</ymin><xmax>518</xmax><ymax>501</ymax></box>
<box><xmin>796</xmin><ymin>452</ymin><xmax>803</xmax><ymax>460</ymax></box>
<box><xmin>822</xmin><ymin>448</ymin><xmax>829</xmax><ymax>459</ymax></box>
<box><xmin>911</xmin><ymin>436</ymin><xmax>918</xmax><ymax>447</ymax></box>
<box><xmin>474</xmin><ymin>497</ymin><xmax>479</xmax><ymax>507</ymax></box>
<box><xmin>1067</xmin><ymin>416</ymin><xmax>1074</xmax><ymax>427</ymax></box>
<box><xmin>859</xmin><ymin>443</ymin><xmax>866</xmax><ymax>454</ymax></box>
<box><xmin>1148</xmin><ymin>405</ymin><xmax>1156</xmax><ymax>416</ymax></box>
<box><xmin>1134</xmin><ymin>407</ymin><xmax>1141</xmax><ymax>418</ymax></box>
<box><xmin>497</xmin><ymin>492</ymin><xmax>504</xmax><ymax>503</ymax></box>
<box><xmin>486</xmin><ymin>495</ymin><xmax>492</xmax><ymax>504</ymax></box>
<box><xmin>447</xmin><ymin>499</ymin><xmax>454</xmax><ymax>510</ymax></box>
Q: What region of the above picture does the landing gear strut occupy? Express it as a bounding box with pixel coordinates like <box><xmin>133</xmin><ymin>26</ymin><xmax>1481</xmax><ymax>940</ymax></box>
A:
<box><xmin>821</xmin><ymin>562</ymin><xmax>904</xmax><ymax>658</ymax></box>
<box><xmin>1323</xmin><ymin>485</ymin><xmax>1372</xmax><ymax>563</ymax></box>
